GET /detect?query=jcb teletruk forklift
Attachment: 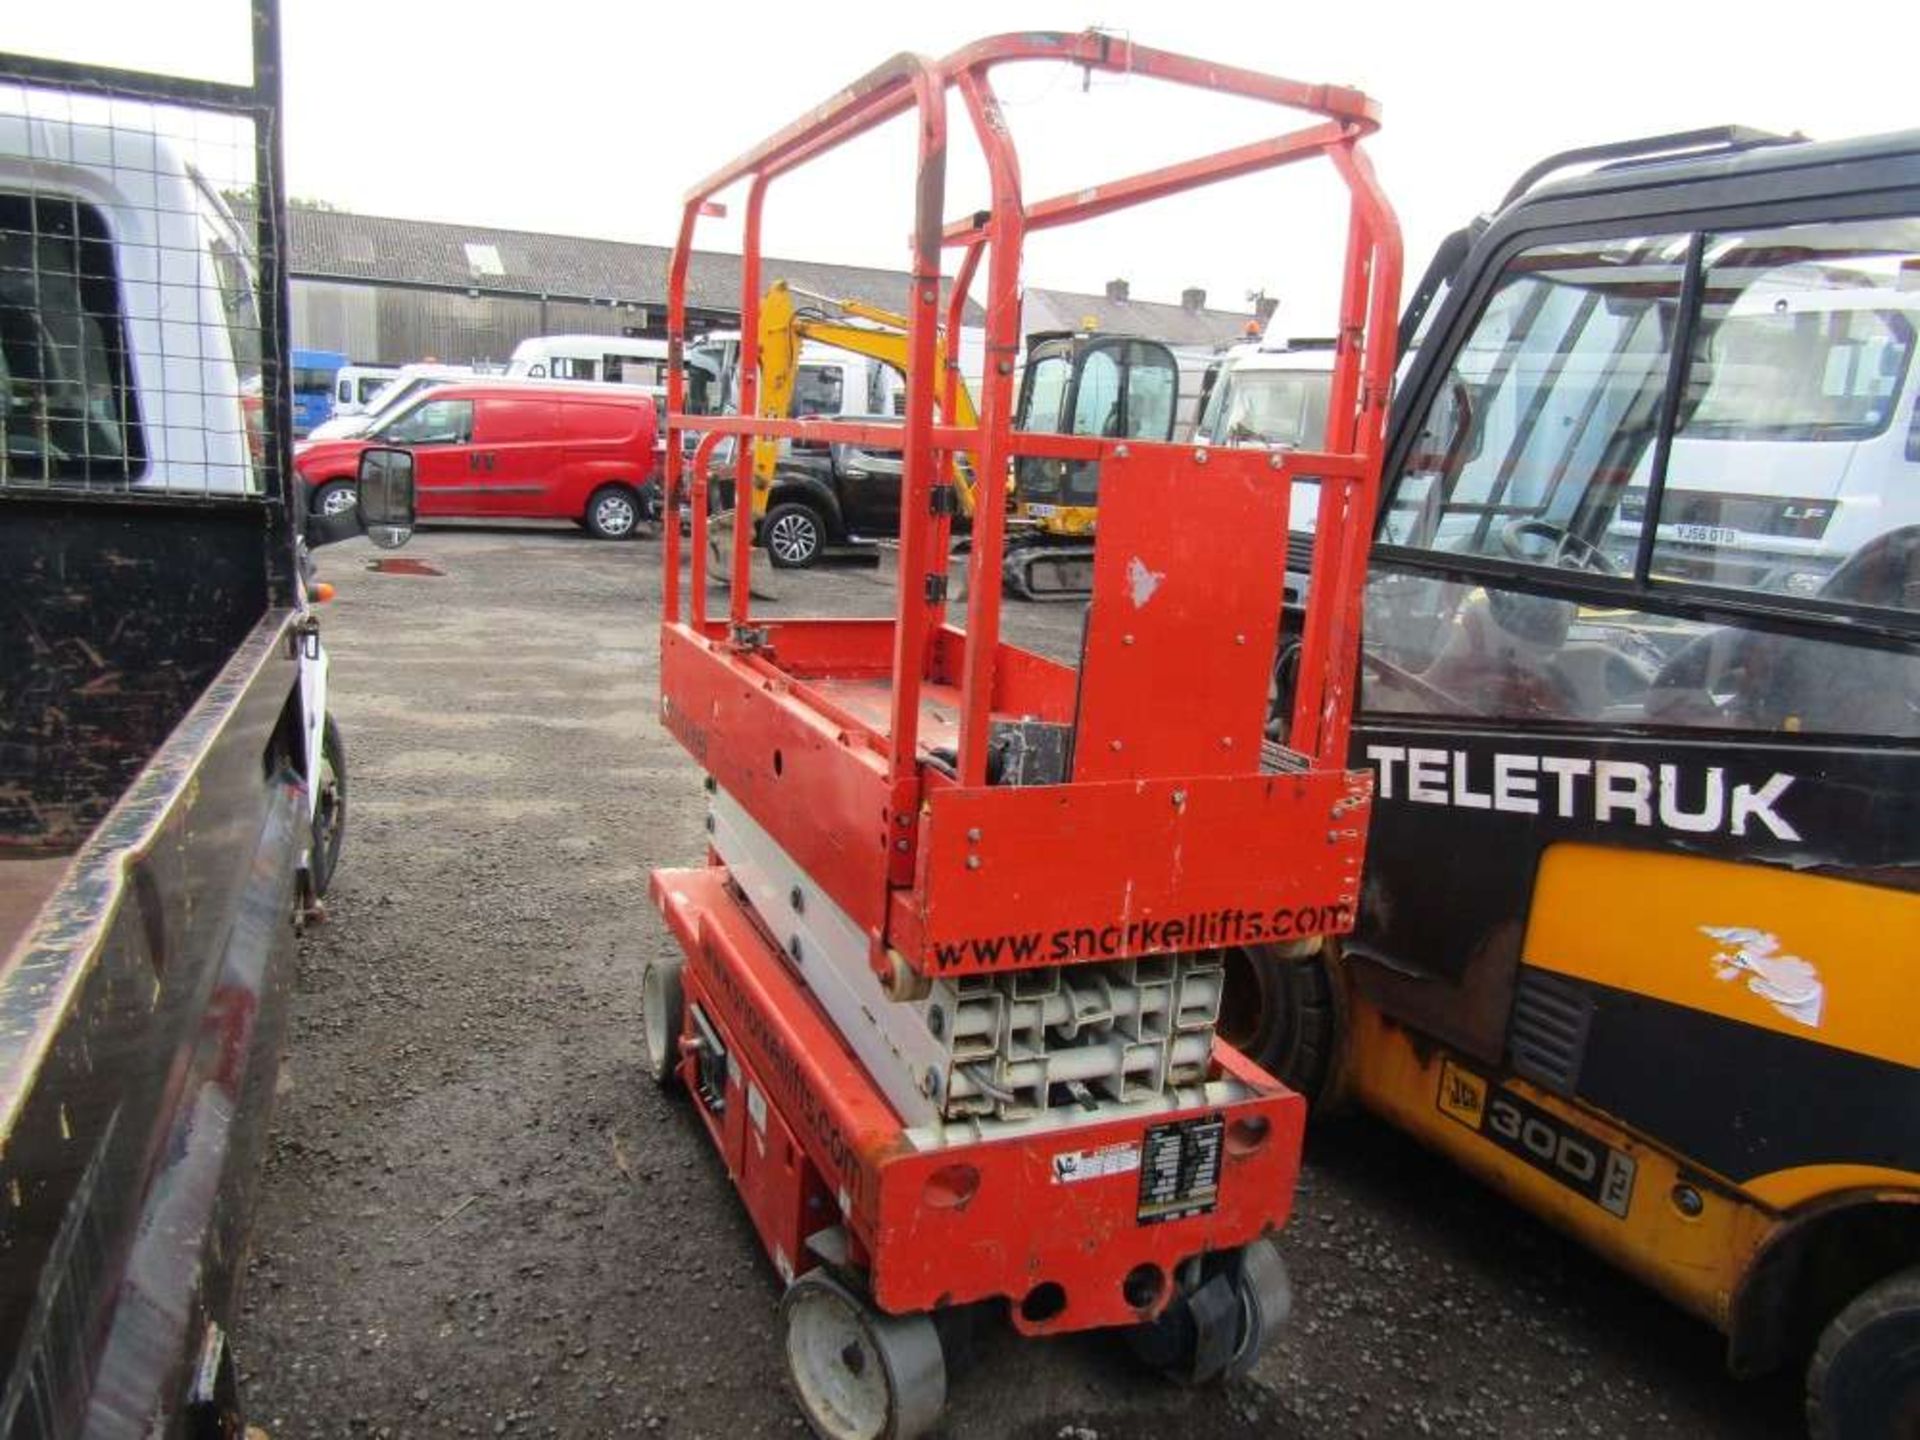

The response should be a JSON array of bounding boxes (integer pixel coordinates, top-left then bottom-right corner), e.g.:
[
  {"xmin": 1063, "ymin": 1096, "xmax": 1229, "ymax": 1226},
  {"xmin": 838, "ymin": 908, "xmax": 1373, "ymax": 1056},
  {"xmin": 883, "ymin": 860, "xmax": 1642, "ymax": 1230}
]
[
  {"xmin": 643, "ymin": 31, "xmax": 1399, "ymax": 1438},
  {"xmin": 1234, "ymin": 128, "xmax": 1920, "ymax": 1436}
]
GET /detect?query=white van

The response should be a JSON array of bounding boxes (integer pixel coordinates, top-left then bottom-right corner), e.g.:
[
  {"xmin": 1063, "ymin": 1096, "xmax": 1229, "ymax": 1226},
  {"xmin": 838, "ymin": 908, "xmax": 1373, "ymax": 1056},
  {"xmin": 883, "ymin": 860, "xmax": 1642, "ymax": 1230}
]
[
  {"xmin": 1621, "ymin": 285, "xmax": 1920, "ymax": 595},
  {"xmin": 1195, "ymin": 339, "xmax": 1336, "ymax": 535},
  {"xmin": 303, "ymin": 362, "xmax": 475, "ymax": 441},
  {"xmin": 507, "ymin": 334, "xmax": 671, "ymax": 387},
  {"xmin": 330, "ymin": 363, "xmax": 399, "ymax": 420}
]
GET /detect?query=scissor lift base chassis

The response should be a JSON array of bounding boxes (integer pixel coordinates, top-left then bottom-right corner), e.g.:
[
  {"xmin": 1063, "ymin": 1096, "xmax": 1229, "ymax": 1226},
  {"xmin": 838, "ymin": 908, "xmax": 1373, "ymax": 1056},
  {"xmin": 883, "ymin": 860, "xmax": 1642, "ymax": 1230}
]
[{"xmin": 651, "ymin": 864, "xmax": 1305, "ymax": 1333}]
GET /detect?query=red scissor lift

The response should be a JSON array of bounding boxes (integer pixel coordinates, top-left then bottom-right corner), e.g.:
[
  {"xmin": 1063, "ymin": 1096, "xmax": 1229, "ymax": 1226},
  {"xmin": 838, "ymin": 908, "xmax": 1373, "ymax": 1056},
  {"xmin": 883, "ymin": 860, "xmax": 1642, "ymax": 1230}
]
[{"xmin": 646, "ymin": 32, "xmax": 1399, "ymax": 1437}]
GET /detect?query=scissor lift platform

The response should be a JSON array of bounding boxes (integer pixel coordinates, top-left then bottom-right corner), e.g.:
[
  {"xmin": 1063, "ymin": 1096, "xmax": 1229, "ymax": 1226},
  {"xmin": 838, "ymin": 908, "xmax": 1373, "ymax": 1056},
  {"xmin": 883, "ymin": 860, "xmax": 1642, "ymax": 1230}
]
[{"xmin": 643, "ymin": 29, "xmax": 1400, "ymax": 1438}]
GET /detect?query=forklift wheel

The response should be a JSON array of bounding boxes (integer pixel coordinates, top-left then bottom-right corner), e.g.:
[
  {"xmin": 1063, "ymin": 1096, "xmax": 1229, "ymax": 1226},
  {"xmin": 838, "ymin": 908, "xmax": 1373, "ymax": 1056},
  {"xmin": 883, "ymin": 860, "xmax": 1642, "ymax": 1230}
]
[
  {"xmin": 1807, "ymin": 1264, "xmax": 1920, "ymax": 1440},
  {"xmin": 781, "ymin": 1270, "xmax": 946, "ymax": 1440},
  {"xmin": 1217, "ymin": 947, "xmax": 1336, "ymax": 1104},
  {"xmin": 641, "ymin": 956, "xmax": 685, "ymax": 1091},
  {"xmin": 1126, "ymin": 1237, "xmax": 1292, "ymax": 1386}
]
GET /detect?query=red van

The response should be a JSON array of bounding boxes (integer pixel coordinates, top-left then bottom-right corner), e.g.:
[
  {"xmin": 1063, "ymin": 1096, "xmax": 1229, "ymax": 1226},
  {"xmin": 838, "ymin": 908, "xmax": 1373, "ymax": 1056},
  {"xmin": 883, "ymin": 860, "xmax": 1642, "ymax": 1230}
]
[{"xmin": 294, "ymin": 381, "xmax": 659, "ymax": 539}]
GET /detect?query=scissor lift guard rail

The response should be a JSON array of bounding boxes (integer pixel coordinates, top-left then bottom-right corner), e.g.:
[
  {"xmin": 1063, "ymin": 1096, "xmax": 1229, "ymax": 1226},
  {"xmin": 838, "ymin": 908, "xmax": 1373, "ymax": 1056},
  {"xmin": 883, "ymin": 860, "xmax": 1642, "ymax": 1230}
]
[{"xmin": 643, "ymin": 30, "xmax": 1400, "ymax": 1437}]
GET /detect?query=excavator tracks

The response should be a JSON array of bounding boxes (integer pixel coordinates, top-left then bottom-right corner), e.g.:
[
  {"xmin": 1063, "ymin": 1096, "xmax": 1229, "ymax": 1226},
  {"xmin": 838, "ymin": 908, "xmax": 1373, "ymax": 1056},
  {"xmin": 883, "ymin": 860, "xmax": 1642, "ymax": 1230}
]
[{"xmin": 1002, "ymin": 536, "xmax": 1096, "ymax": 601}]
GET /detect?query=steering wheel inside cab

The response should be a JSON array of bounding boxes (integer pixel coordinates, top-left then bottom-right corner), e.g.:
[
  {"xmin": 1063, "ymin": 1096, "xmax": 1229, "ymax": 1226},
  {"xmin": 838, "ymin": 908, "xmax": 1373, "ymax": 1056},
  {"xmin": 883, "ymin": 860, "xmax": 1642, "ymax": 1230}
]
[{"xmin": 1498, "ymin": 517, "xmax": 1620, "ymax": 575}]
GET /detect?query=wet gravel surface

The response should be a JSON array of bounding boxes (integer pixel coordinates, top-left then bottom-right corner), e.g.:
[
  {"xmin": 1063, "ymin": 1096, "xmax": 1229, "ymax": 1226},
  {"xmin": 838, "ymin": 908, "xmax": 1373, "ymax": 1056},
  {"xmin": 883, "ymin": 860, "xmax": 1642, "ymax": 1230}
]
[{"xmin": 240, "ymin": 526, "xmax": 1803, "ymax": 1438}]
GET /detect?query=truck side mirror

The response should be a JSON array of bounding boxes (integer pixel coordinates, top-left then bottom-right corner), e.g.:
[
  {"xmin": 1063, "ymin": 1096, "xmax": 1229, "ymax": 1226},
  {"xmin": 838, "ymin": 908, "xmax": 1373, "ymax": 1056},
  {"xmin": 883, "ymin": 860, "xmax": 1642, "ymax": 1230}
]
[{"xmin": 356, "ymin": 446, "xmax": 416, "ymax": 549}]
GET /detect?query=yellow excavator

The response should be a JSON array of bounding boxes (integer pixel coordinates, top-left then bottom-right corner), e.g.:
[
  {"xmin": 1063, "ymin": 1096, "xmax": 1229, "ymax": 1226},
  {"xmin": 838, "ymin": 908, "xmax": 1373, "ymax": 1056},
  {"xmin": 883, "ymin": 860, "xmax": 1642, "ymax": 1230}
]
[
  {"xmin": 702, "ymin": 281, "xmax": 984, "ymax": 592},
  {"xmin": 1000, "ymin": 328, "xmax": 1189, "ymax": 597},
  {"xmin": 704, "ymin": 280, "xmax": 1189, "ymax": 599}
]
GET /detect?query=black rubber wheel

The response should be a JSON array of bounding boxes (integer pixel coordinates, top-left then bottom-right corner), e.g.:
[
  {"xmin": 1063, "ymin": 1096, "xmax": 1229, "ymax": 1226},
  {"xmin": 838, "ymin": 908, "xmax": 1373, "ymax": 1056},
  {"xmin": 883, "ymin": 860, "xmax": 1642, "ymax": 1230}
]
[
  {"xmin": 1125, "ymin": 1239, "xmax": 1292, "ymax": 1386},
  {"xmin": 1216, "ymin": 946, "xmax": 1336, "ymax": 1103},
  {"xmin": 764, "ymin": 503, "xmax": 825, "ymax": 569},
  {"xmin": 311, "ymin": 479, "xmax": 357, "ymax": 518},
  {"xmin": 641, "ymin": 956, "xmax": 685, "ymax": 1091},
  {"xmin": 1808, "ymin": 1266, "xmax": 1920, "ymax": 1440},
  {"xmin": 308, "ymin": 716, "xmax": 346, "ymax": 899},
  {"xmin": 585, "ymin": 484, "xmax": 642, "ymax": 540}
]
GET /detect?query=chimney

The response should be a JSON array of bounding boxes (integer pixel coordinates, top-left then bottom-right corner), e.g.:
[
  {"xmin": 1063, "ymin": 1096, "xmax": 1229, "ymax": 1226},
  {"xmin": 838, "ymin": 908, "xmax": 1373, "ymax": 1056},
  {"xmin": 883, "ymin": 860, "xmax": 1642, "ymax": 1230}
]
[
  {"xmin": 1105, "ymin": 278, "xmax": 1130, "ymax": 302},
  {"xmin": 1181, "ymin": 286, "xmax": 1206, "ymax": 313}
]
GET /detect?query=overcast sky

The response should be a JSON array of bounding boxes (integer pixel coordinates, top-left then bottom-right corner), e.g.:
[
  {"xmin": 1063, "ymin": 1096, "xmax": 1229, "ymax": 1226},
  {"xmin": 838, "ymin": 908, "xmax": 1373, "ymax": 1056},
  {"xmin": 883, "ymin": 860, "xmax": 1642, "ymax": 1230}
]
[{"xmin": 11, "ymin": 0, "xmax": 1918, "ymax": 329}]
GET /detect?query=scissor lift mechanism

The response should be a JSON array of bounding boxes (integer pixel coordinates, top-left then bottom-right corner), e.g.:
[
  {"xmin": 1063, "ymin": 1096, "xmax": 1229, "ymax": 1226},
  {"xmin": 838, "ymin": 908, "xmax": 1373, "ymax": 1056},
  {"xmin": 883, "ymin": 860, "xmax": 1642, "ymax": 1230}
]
[{"xmin": 645, "ymin": 31, "xmax": 1399, "ymax": 1437}]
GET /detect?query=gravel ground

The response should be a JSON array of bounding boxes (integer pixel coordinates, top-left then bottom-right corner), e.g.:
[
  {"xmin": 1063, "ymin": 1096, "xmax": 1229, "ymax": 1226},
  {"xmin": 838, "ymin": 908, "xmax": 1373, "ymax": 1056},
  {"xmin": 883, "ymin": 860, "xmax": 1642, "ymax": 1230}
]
[{"xmin": 239, "ymin": 524, "xmax": 1803, "ymax": 1438}]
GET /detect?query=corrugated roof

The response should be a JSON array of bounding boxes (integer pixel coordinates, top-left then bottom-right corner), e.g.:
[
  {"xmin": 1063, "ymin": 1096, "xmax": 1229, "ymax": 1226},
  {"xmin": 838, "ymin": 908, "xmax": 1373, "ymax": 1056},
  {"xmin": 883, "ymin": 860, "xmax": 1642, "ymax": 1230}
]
[
  {"xmin": 1020, "ymin": 287, "xmax": 1261, "ymax": 349},
  {"xmin": 278, "ymin": 208, "xmax": 1266, "ymax": 345},
  {"xmin": 281, "ymin": 206, "xmax": 985, "ymax": 321}
]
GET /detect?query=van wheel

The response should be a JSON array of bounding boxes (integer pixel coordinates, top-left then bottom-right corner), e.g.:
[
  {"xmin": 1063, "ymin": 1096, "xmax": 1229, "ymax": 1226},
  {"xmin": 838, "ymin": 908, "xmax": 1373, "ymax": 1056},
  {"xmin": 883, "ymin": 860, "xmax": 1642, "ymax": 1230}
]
[
  {"xmin": 1808, "ymin": 1266, "xmax": 1920, "ymax": 1440},
  {"xmin": 1217, "ymin": 945, "xmax": 1336, "ymax": 1103},
  {"xmin": 312, "ymin": 480, "xmax": 357, "ymax": 517},
  {"xmin": 764, "ymin": 503, "xmax": 824, "ymax": 569},
  {"xmin": 585, "ymin": 485, "xmax": 641, "ymax": 540}
]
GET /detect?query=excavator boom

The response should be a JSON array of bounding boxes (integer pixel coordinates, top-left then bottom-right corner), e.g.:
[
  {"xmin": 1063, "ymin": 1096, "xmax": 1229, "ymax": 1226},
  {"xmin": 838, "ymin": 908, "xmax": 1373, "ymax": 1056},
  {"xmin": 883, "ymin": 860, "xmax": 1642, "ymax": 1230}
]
[{"xmin": 753, "ymin": 280, "xmax": 980, "ymax": 513}]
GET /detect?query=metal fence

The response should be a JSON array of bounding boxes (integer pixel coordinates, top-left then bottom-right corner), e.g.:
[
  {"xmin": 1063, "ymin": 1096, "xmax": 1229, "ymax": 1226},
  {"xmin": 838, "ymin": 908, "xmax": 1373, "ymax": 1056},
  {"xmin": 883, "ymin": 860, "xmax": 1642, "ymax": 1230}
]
[{"xmin": 0, "ymin": 16, "xmax": 292, "ymax": 514}]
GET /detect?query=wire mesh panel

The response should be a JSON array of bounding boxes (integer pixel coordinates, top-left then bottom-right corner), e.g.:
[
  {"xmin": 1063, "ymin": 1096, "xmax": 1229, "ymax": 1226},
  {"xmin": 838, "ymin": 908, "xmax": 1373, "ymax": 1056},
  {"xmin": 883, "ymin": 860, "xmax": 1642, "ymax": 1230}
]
[{"xmin": 0, "ymin": 84, "xmax": 269, "ymax": 497}]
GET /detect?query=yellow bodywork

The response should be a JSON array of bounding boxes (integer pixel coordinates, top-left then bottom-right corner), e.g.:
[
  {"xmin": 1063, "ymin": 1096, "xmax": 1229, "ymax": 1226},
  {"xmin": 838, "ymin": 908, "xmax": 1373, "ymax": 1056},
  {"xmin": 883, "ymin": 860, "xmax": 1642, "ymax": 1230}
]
[
  {"xmin": 1010, "ymin": 497, "xmax": 1099, "ymax": 538},
  {"xmin": 1348, "ymin": 998, "xmax": 1778, "ymax": 1333},
  {"xmin": 1344, "ymin": 842, "xmax": 1920, "ymax": 1337}
]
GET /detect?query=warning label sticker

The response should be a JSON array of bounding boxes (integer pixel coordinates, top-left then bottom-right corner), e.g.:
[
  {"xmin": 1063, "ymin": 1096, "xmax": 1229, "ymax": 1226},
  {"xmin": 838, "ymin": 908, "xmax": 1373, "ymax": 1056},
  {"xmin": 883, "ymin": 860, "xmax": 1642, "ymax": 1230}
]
[
  {"xmin": 1051, "ymin": 1141, "xmax": 1142, "ymax": 1185},
  {"xmin": 1137, "ymin": 1115, "xmax": 1225, "ymax": 1224}
]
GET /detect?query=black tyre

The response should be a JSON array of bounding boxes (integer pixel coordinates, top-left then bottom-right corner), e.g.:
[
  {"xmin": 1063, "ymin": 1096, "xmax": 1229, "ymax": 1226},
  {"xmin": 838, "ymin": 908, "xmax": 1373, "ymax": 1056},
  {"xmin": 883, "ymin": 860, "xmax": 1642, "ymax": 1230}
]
[
  {"xmin": 308, "ymin": 716, "xmax": 346, "ymax": 899},
  {"xmin": 311, "ymin": 480, "xmax": 356, "ymax": 518},
  {"xmin": 1217, "ymin": 946, "xmax": 1337, "ymax": 1102},
  {"xmin": 641, "ymin": 956, "xmax": 685, "ymax": 1091},
  {"xmin": 1808, "ymin": 1266, "xmax": 1920, "ymax": 1440},
  {"xmin": 1125, "ymin": 1238, "xmax": 1292, "ymax": 1386},
  {"xmin": 764, "ymin": 503, "xmax": 825, "ymax": 569},
  {"xmin": 585, "ymin": 484, "xmax": 642, "ymax": 540}
]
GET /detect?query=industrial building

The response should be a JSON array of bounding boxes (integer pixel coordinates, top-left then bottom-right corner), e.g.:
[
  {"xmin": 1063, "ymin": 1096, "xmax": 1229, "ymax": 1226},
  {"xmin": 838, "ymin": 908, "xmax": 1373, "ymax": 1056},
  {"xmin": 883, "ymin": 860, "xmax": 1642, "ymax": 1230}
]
[{"xmin": 281, "ymin": 206, "xmax": 1266, "ymax": 366}]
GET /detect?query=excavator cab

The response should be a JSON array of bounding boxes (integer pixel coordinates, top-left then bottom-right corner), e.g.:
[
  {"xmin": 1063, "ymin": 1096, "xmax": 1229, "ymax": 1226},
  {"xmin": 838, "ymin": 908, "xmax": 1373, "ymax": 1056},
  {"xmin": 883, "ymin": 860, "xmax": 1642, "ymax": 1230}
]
[{"xmin": 1005, "ymin": 331, "xmax": 1180, "ymax": 597}]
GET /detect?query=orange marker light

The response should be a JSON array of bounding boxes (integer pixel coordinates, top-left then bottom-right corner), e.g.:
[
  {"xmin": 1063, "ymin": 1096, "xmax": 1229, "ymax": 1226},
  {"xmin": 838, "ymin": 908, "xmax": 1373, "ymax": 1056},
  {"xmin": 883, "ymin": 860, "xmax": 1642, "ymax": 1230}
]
[{"xmin": 312, "ymin": 582, "xmax": 336, "ymax": 603}]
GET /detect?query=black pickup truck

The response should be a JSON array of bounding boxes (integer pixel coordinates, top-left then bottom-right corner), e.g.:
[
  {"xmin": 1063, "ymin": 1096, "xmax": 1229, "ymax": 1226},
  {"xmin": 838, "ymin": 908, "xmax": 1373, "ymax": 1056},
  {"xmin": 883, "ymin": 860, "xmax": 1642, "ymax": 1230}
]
[
  {"xmin": 709, "ymin": 418, "xmax": 911, "ymax": 569},
  {"xmin": 0, "ymin": 19, "xmax": 414, "ymax": 1437}
]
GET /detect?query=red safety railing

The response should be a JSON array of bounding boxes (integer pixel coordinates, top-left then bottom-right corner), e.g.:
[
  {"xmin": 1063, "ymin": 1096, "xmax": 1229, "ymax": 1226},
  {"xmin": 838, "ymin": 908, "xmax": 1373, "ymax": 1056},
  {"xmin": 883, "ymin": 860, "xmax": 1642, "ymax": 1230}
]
[{"xmin": 663, "ymin": 29, "xmax": 1401, "ymax": 790}]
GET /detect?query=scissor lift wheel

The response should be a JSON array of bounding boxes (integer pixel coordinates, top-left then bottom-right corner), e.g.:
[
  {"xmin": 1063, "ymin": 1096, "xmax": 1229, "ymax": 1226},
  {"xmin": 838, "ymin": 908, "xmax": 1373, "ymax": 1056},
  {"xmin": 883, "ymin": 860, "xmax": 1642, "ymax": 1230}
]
[
  {"xmin": 1127, "ymin": 1236, "xmax": 1293, "ymax": 1385},
  {"xmin": 641, "ymin": 956, "xmax": 684, "ymax": 1090},
  {"xmin": 781, "ymin": 1271, "xmax": 947, "ymax": 1440}
]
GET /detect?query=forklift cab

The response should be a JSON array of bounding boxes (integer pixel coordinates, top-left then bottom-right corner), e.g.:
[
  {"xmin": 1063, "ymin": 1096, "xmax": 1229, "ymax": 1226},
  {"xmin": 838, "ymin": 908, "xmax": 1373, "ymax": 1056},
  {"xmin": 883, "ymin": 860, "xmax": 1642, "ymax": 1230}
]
[
  {"xmin": 1012, "ymin": 332, "xmax": 1179, "ymax": 524},
  {"xmin": 1306, "ymin": 136, "xmax": 1920, "ymax": 1417},
  {"xmin": 1355, "ymin": 214, "xmax": 1920, "ymax": 1040}
]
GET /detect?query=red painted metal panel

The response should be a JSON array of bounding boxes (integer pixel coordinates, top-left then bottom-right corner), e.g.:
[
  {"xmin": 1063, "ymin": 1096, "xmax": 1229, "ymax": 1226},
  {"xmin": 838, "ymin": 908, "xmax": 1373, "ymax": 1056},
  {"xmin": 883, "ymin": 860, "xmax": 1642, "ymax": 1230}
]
[
  {"xmin": 733, "ymin": 1053, "xmax": 830, "ymax": 1281},
  {"xmin": 659, "ymin": 626, "xmax": 895, "ymax": 935},
  {"xmin": 1071, "ymin": 445, "xmax": 1292, "ymax": 783},
  {"xmin": 900, "ymin": 770, "xmax": 1372, "ymax": 976},
  {"xmin": 871, "ymin": 1078, "xmax": 1301, "ymax": 1331},
  {"xmin": 653, "ymin": 866, "xmax": 903, "ymax": 1235}
]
